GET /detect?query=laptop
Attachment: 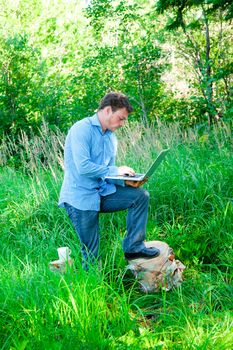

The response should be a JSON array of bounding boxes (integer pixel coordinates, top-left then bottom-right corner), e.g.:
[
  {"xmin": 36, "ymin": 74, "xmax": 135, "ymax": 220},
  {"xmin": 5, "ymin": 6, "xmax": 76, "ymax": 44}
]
[{"xmin": 105, "ymin": 148, "xmax": 170, "ymax": 181}]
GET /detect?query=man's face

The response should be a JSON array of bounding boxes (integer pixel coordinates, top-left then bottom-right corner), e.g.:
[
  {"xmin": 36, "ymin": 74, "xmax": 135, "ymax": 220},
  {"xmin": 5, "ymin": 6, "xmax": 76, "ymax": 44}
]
[{"xmin": 106, "ymin": 107, "xmax": 128, "ymax": 131}]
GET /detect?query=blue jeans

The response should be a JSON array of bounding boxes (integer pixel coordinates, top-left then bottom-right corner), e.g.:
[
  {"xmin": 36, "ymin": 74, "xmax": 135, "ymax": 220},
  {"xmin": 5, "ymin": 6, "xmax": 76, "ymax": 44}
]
[{"xmin": 64, "ymin": 185, "xmax": 149, "ymax": 268}]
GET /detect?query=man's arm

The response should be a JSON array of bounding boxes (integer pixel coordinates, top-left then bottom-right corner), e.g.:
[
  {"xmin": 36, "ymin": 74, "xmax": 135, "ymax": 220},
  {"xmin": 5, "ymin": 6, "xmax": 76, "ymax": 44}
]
[
  {"xmin": 70, "ymin": 123, "xmax": 118, "ymax": 178},
  {"xmin": 70, "ymin": 121, "xmax": 140, "ymax": 181}
]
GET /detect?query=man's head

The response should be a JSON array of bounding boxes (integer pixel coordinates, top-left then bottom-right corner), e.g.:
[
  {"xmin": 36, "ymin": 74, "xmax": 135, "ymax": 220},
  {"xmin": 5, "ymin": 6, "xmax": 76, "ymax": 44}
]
[
  {"xmin": 98, "ymin": 92, "xmax": 133, "ymax": 114},
  {"xmin": 97, "ymin": 92, "xmax": 133, "ymax": 132}
]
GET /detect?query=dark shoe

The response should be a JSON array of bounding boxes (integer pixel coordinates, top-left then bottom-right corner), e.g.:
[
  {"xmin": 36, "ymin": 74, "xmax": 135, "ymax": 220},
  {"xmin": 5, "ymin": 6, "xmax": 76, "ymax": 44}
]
[{"xmin": 124, "ymin": 247, "xmax": 160, "ymax": 260}]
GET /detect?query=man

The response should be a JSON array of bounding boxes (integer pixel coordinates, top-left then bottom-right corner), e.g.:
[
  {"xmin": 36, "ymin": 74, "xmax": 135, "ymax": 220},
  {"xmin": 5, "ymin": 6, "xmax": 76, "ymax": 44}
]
[{"xmin": 59, "ymin": 92, "xmax": 160, "ymax": 269}]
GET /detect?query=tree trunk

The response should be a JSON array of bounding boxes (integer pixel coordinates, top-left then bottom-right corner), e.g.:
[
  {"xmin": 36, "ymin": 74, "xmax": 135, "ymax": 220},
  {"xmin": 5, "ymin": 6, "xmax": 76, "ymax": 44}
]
[
  {"xmin": 136, "ymin": 65, "xmax": 148, "ymax": 126},
  {"xmin": 202, "ymin": 5, "xmax": 215, "ymax": 126}
]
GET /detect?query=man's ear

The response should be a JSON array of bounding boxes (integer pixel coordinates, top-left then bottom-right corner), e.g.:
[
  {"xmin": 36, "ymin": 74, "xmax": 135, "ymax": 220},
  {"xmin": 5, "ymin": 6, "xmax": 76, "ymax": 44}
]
[{"xmin": 105, "ymin": 106, "xmax": 112, "ymax": 116}]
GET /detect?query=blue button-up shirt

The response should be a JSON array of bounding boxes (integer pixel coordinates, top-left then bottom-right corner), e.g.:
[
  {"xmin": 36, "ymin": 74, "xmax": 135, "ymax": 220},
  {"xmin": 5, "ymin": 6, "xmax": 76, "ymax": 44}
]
[{"xmin": 58, "ymin": 114, "xmax": 123, "ymax": 211}]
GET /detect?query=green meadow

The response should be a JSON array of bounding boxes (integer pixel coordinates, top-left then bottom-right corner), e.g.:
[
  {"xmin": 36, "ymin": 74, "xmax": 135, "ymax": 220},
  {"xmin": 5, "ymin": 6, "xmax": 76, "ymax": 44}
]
[{"xmin": 0, "ymin": 123, "xmax": 233, "ymax": 349}]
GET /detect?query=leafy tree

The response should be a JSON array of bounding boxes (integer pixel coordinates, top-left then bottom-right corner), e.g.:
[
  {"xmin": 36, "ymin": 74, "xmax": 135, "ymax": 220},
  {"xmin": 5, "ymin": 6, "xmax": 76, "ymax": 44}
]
[
  {"xmin": 0, "ymin": 0, "xmax": 91, "ymax": 135},
  {"xmin": 84, "ymin": 0, "xmax": 168, "ymax": 125},
  {"xmin": 0, "ymin": 0, "xmax": 232, "ymax": 136},
  {"xmin": 0, "ymin": 34, "xmax": 45, "ymax": 135},
  {"xmin": 156, "ymin": 0, "xmax": 233, "ymax": 125}
]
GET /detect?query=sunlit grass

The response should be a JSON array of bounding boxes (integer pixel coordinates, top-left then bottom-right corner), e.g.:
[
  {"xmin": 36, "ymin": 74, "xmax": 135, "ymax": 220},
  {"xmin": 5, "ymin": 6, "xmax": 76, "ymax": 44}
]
[{"xmin": 0, "ymin": 122, "xmax": 232, "ymax": 349}]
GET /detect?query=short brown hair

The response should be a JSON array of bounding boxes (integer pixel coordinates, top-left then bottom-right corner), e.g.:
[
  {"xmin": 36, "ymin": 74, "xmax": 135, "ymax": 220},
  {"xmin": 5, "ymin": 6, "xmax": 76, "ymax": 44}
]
[{"xmin": 98, "ymin": 92, "xmax": 133, "ymax": 113}]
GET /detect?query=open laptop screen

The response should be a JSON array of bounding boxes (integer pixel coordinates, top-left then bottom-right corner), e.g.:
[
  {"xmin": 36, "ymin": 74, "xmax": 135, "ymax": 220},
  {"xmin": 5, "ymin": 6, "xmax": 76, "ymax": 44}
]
[{"xmin": 105, "ymin": 148, "xmax": 170, "ymax": 181}]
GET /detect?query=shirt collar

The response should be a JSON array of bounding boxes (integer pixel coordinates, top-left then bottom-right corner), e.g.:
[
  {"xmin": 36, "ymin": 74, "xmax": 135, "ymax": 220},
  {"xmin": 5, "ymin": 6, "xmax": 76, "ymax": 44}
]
[
  {"xmin": 90, "ymin": 113, "xmax": 101, "ymax": 127},
  {"xmin": 90, "ymin": 113, "xmax": 111, "ymax": 135}
]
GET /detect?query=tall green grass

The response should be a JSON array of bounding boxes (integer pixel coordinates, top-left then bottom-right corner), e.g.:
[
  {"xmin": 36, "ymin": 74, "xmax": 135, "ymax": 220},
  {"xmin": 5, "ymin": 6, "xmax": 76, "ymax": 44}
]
[{"xmin": 0, "ymin": 122, "xmax": 232, "ymax": 349}]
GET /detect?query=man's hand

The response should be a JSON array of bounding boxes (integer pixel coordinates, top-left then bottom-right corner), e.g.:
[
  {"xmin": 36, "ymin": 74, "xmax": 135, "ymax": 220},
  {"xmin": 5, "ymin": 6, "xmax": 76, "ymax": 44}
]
[
  {"xmin": 125, "ymin": 178, "xmax": 148, "ymax": 188},
  {"xmin": 118, "ymin": 166, "xmax": 135, "ymax": 176}
]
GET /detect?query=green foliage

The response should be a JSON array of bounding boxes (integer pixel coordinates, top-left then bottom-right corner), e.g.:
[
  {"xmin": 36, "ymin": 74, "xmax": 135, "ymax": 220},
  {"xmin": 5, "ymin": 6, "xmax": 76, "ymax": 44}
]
[
  {"xmin": 156, "ymin": 0, "xmax": 233, "ymax": 125},
  {"xmin": 156, "ymin": 0, "xmax": 233, "ymax": 20},
  {"xmin": 0, "ymin": 33, "xmax": 75, "ymax": 136},
  {"xmin": 0, "ymin": 34, "xmax": 44, "ymax": 135},
  {"xmin": 155, "ymin": 94, "xmax": 210, "ymax": 126},
  {"xmin": 83, "ymin": 0, "xmax": 168, "ymax": 124},
  {"xmin": 0, "ymin": 0, "xmax": 232, "ymax": 136}
]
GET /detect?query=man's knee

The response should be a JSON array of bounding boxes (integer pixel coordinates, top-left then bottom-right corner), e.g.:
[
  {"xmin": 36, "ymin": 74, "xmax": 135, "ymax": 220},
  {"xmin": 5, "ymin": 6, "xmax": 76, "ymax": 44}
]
[{"xmin": 135, "ymin": 188, "xmax": 150, "ymax": 205}]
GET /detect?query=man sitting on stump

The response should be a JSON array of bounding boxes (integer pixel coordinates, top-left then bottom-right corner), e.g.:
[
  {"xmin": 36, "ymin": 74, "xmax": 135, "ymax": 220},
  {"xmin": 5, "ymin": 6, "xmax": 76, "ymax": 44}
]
[{"xmin": 58, "ymin": 92, "xmax": 160, "ymax": 269}]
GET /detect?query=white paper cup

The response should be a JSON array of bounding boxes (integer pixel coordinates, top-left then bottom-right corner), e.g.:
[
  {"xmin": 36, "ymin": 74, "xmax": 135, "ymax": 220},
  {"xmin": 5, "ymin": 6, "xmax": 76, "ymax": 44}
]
[{"xmin": 57, "ymin": 247, "xmax": 71, "ymax": 262}]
